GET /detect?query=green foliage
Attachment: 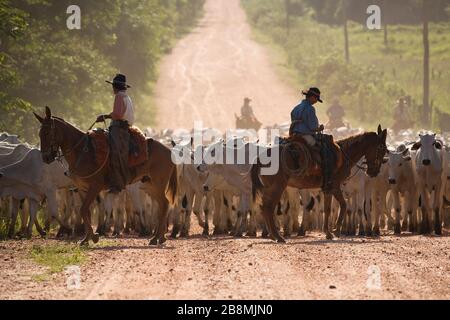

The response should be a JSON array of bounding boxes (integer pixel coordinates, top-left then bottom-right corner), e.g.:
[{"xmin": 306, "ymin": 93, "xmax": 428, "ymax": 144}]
[
  {"xmin": 1, "ymin": 0, "xmax": 205, "ymax": 142},
  {"xmin": 242, "ymin": 0, "xmax": 450, "ymax": 129}
]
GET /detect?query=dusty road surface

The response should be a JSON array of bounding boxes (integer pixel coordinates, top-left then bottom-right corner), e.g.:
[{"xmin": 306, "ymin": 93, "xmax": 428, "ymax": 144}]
[
  {"xmin": 1, "ymin": 0, "xmax": 449, "ymax": 301},
  {"xmin": 1, "ymin": 230, "xmax": 449, "ymax": 300},
  {"xmin": 155, "ymin": 0, "xmax": 298, "ymax": 131}
]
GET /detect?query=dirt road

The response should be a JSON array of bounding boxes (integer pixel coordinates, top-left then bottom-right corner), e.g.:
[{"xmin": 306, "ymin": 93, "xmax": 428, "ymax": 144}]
[
  {"xmin": 1, "ymin": 0, "xmax": 449, "ymax": 300},
  {"xmin": 1, "ymin": 231, "xmax": 449, "ymax": 300},
  {"xmin": 155, "ymin": 0, "xmax": 298, "ymax": 131}
]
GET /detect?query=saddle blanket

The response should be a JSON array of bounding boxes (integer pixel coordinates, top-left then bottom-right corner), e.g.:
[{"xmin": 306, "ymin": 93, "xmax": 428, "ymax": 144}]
[{"xmin": 88, "ymin": 126, "xmax": 148, "ymax": 168}]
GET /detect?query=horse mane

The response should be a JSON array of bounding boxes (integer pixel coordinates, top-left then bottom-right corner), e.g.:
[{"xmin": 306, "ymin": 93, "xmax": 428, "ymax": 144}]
[
  {"xmin": 336, "ymin": 132, "xmax": 376, "ymax": 149},
  {"xmin": 51, "ymin": 116, "xmax": 84, "ymax": 133}
]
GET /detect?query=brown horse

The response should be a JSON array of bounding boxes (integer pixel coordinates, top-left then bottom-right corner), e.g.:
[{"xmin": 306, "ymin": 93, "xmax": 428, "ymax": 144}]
[
  {"xmin": 250, "ymin": 125, "xmax": 388, "ymax": 242},
  {"xmin": 33, "ymin": 107, "xmax": 177, "ymax": 246}
]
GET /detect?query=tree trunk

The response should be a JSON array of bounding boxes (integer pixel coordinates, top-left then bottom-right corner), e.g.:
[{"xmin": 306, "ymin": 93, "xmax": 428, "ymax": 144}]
[
  {"xmin": 384, "ymin": 23, "xmax": 388, "ymax": 47},
  {"xmin": 344, "ymin": 19, "xmax": 349, "ymax": 63},
  {"xmin": 423, "ymin": 0, "xmax": 430, "ymax": 126},
  {"xmin": 285, "ymin": 0, "xmax": 291, "ymax": 35},
  {"xmin": 343, "ymin": 1, "xmax": 349, "ymax": 63}
]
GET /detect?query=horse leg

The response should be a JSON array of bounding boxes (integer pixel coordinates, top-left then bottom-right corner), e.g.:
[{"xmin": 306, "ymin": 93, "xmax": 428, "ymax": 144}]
[
  {"xmin": 79, "ymin": 186, "xmax": 101, "ymax": 246},
  {"xmin": 323, "ymin": 193, "xmax": 334, "ymax": 240},
  {"xmin": 150, "ymin": 193, "xmax": 169, "ymax": 246},
  {"xmin": 332, "ymin": 189, "xmax": 347, "ymax": 238},
  {"xmin": 261, "ymin": 187, "xmax": 286, "ymax": 243}
]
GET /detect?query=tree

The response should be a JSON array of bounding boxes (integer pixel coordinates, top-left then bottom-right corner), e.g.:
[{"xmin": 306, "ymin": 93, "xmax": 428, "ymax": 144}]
[{"xmin": 422, "ymin": 0, "xmax": 431, "ymax": 126}]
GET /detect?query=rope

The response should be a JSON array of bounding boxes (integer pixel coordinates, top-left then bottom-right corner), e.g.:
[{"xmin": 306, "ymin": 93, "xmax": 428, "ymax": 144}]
[
  {"xmin": 68, "ymin": 148, "xmax": 110, "ymax": 179},
  {"xmin": 55, "ymin": 118, "xmax": 109, "ymax": 180},
  {"xmin": 280, "ymin": 141, "xmax": 312, "ymax": 177}
]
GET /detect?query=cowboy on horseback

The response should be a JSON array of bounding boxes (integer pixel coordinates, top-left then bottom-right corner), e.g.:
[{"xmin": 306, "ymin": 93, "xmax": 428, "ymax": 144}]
[
  {"xmin": 96, "ymin": 74, "xmax": 135, "ymax": 194},
  {"xmin": 289, "ymin": 87, "xmax": 334, "ymax": 191},
  {"xmin": 235, "ymin": 97, "xmax": 262, "ymax": 131},
  {"xmin": 326, "ymin": 98, "xmax": 346, "ymax": 130}
]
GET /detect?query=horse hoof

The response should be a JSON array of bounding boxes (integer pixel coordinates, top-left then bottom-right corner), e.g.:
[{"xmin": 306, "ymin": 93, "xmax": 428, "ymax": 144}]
[
  {"xmin": 80, "ymin": 239, "xmax": 89, "ymax": 247},
  {"xmin": 326, "ymin": 232, "xmax": 334, "ymax": 240},
  {"xmin": 202, "ymin": 231, "xmax": 209, "ymax": 237},
  {"xmin": 333, "ymin": 229, "xmax": 341, "ymax": 238},
  {"xmin": 297, "ymin": 229, "xmax": 306, "ymax": 237},
  {"xmin": 394, "ymin": 223, "xmax": 401, "ymax": 235},
  {"xmin": 435, "ymin": 225, "xmax": 442, "ymax": 236},
  {"xmin": 373, "ymin": 227, "xmax": 380, "ymax": 237},
  {"xmin": 159, "ymin": 237, "xmax": 167, "ymax": 245},
  {"xmin": 245, "ymin": 232, "xmax": 257, "ymax": 238},
  {"xmin": 149, "ymin": 238, "xmax": 158, "ymax": 246},
  {"xmin": 92, "ymin": 233, "xmax": 100, "ymax": 244}
]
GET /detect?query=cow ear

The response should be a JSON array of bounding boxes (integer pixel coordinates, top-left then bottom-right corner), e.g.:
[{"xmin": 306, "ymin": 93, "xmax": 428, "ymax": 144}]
[
  {"xmin": 377, "ymin": 125, "xmax": 382, "ymax": 135},
  {"xmin": 33, "ymin": 112, "xmax": 44, "ymax": 124},
  {"xmin": 382, "ymin": 157, "xmax": 389, "ymax": 164},
  {"xmin": 403, "ymin": 155, "xmax": 412, "ymax": 161},
  {"xmin": 45, "ymin": 106, "xmax": 52, "ymax": 119},
  {"xmin": 434, "ymin": 141, "xmax": 442, "ymax": 150},
  {"xmin": 411, "ymin": 142, "xmax": 421, "ymax": 151}
]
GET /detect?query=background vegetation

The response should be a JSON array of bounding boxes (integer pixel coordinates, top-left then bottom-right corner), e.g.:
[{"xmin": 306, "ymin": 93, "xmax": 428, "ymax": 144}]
[
  {"xmin": 241, "ymin": 0, "xmax": 450, "ymax": 130},
  {"xmin": 0, "ymin": 0, "xmax": 205, "ymax": 142}
]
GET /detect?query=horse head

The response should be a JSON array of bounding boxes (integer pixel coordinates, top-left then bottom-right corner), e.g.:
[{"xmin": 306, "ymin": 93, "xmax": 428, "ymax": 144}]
[
  {"xmin": 365, "ymin": 125, "xmax": 388, "ymax": 178},
  {"xmin": 33, "ymin": 106, "xmax": 59, "ymax": 164}
]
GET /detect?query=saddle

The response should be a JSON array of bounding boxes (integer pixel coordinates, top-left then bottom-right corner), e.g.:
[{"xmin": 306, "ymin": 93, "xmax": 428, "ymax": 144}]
[
  {"xmin": 87, "ymin": 126, "xmax": 149, "ymax": 168},
  {"xmin": 282, "ymin": 134, "xmax": 344, "ymax": 176}
]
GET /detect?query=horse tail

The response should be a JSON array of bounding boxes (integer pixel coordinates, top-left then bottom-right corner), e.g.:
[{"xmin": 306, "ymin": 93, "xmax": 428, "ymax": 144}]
[
  {"xmin": 166, "ymin": 165, "xmax": 178, "ymax": 206},
  {"xmin": 251, "ymin": 163, "xmax": 264, "ymax": 202}
]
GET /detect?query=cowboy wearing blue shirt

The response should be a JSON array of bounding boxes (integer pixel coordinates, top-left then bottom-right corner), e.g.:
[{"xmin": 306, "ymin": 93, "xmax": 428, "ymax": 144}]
[
  {"xmin": 289, "ymin": 87, "xmax": 334, "ymax": 192},
  {"xmin": 289, "ymin": 88, "xmax": 324, "ymax": 145}
]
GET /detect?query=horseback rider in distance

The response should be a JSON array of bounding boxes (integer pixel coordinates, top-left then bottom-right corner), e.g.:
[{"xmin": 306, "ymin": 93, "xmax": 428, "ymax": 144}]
[
  {"xmin": 289, "ymin": 87, "xmax": 334, "ymax": 192},
  {"xmin": 96, "ymin": 74, "xmax": 135, "ymax": 194}
]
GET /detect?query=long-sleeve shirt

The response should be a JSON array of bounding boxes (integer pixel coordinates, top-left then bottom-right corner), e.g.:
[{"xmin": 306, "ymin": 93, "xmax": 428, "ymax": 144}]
[
  {"xmin": 290, "ymin": 99, "xmax": 319, "ymax": 135},
  {"xmin": 111, "ymin": 91, "xmax": 135, "ymax": 125}
]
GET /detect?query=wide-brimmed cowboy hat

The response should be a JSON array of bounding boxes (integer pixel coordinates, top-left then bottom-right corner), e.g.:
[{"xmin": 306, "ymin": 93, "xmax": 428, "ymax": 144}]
[
  {"xmin": 106, "ymin": 74, "xmax": 131, "ymax": 89},
  {"xmin": 302, "ymin": 87, "xmax": 323, "ymax": 103}
]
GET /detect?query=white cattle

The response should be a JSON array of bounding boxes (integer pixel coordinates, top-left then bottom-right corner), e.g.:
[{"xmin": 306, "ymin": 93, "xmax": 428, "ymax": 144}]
[
  {"xmin": 412, "ymin": 133, "xmax": 447, "ymax": 234},
  {"xmin": 387, "ymin": 145, "xmax": 419, "ymax": 233},
  {"xmin": 0, "ymin": 149, "xmax": 73, "ymax": 237},
  {"xmin": 198, "ymin": 139, "xmax": 266, "ymax": 237}
]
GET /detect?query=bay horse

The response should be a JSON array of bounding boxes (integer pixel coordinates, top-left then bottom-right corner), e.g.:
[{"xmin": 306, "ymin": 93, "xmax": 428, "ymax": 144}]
[
  {"xmin": 33, "ymin": 107, "xmax": 177, "ymax": 246},
  {"xmin": 250, "ymin": 125, "xmax": 388, "ymax": 242}
]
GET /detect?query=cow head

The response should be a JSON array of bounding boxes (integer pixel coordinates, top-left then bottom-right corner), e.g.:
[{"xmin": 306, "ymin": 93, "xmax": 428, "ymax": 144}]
[
  {"xmin": 387, "ymin": 145, "xmax": 411, "ymax": 185},
  {"xmin": 33, "ymin": 106, "xmax": 59, "ymax": 164},
  {"xmin": 412, "ymin": 133, "xmax": 443, "ymax": 167}
]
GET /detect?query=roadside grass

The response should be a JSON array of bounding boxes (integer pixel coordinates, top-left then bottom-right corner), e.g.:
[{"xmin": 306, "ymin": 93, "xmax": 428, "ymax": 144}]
[{"xmin": 29, "ymin": 244, "xmax": 87, "ymax": 274}]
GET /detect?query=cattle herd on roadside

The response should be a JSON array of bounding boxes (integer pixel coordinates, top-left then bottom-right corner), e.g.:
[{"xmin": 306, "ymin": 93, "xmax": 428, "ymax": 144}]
[{"xmin": 0, "ymin": 123, "xmax": 449, "ymax": 242}]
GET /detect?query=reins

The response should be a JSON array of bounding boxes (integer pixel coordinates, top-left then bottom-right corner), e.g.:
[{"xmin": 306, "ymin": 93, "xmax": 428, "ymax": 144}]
[{"xmin": 50, "ymin": 117, "xmax": 109, "ymax": 179}]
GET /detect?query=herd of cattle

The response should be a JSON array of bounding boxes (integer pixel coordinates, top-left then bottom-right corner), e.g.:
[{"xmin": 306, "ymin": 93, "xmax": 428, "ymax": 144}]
[{"xmin": 0, "ymin": 124, "xmax": 449, "ymax": 242}]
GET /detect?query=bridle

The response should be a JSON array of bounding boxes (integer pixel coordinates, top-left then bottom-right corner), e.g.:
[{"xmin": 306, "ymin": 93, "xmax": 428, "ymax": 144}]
[
  {"xmin": 341, "ymin": 137, "xmax": 387, "ymax": 180},
  {"xmin": 40, "ymin": 117, "xmax": 108, "ymax": 179},
  {"xmin": 40, "ymin": 118, "xmax": 60, "ymax": 161}
]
